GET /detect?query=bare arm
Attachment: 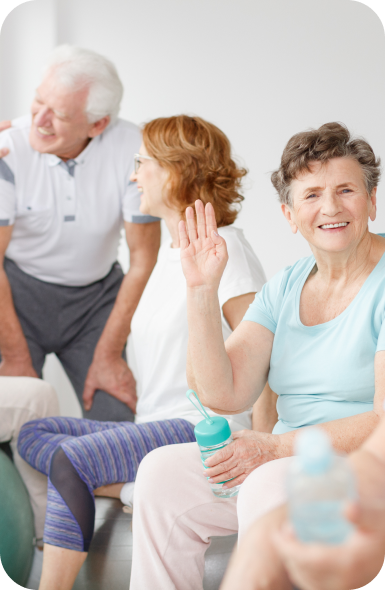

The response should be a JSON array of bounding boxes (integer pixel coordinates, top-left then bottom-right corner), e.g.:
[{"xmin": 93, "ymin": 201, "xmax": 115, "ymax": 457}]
[
  {"xmin": 181, "ymin": 201, "xmax": 273, "ymax": 414},
  {"xmin": 205, "ymin": 350, "xmax": 385, "ymax": 489},
  {"xmin": 252, "ymin": 382, "xmax": 279, "ymax": 433},
  {"xmin": 0, "ymin": 226, "xmax": 37, "ymax": 377},
  {"xmin": 83, "ymin": 221, "xmax": 160, "ymax": 411}
]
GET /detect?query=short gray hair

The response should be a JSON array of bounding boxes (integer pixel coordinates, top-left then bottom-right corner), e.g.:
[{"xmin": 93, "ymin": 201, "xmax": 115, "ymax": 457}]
[
  {"xmin": 44, "ymin": 45, "xmax": 124, "ymax": 124},
  {"xmin": 271, "ymin": 122, "xmax": 381, "ymax": 207}
]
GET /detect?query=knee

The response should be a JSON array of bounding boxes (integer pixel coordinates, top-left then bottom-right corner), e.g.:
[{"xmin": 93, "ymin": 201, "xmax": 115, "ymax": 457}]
[
  {"xmin": 134, "ymin": 443, "xmax": 197, "ymax": 507},
  {"xmin": 17, "ymin": 419, "xmax": 39, "ymax": 460},
  {"xmin": 135, "ymin": 446, "xmax": 173, "ymax": 502},
  {"xmin": 49, "ymin": 446, "xmax": 83, "ymax": 492},
  {"xmin": 33, "ymin": 380, "xmax": 60, "ymax": 417},
  {"xmin": 12, "ymin": 378, "xmax": 59, "ymax": 418}
]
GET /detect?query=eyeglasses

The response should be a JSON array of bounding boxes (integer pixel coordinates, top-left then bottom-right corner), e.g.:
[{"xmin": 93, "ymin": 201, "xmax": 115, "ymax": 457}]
[{"xmin": 133, "ymin": 153, "xmax": 155, "ymax": 174}]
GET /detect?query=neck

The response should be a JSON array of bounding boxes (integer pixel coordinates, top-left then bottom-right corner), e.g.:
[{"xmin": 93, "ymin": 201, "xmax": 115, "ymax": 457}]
[
  {"xmin": 310, "ymin": 230, "xmax": 376, "ymax": 283},
  {"xmin": 57, "ymin": 138, "xmax": 91, "ymax": 162}
]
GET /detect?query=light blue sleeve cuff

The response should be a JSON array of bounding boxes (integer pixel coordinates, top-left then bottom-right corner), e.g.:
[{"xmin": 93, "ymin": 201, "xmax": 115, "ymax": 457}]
[{"xmin": 242, "ymin": 308, "xmax": 276, "ymax": 334}]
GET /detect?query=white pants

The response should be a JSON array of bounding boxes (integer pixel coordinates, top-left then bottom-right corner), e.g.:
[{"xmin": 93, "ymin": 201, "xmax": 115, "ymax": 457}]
[
  {"xmin": 130, "ymin": 442, "xmax": 293, "ymax": 590},
  {"xmin": 0, "ymin": 377, "xmax": 59, "ymax": 539}
]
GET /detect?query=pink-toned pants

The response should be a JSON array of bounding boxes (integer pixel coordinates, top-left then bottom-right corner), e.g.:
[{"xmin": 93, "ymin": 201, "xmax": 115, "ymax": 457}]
[{"xmin": 130, "ymin": 442, "xmax": 292, "ymax": 590}]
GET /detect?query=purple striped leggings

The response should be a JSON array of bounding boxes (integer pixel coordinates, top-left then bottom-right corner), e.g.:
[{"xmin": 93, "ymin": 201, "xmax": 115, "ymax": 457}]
[{"xmin": 18, "ymin": 417, "xmax": 195, "ymax": 551}]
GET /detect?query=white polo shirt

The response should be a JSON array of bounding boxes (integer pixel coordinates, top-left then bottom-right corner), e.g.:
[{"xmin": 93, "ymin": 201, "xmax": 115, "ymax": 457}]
[{"xmin": 0, "ymin": 115, "xmax": 158, "ymax": 286}]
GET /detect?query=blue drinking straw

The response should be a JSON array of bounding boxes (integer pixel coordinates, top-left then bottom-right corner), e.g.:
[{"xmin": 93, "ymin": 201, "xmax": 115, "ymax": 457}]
[{"xmin": 186, "ymin": 389, "xmax": 214, "ymax": 425}]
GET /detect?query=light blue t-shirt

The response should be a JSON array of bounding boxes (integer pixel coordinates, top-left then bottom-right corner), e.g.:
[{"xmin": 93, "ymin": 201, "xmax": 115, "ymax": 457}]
[{"xmin": 243, "ymin": 249, "xmax": 385, "ymax": 435}]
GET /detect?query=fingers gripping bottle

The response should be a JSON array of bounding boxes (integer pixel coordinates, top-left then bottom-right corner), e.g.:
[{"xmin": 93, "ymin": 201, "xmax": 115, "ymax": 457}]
[
  {"xmin": 186, "ymin": 389, "xmax": 240, "ymax": 498},
  {"xmin": 287, "ymin": 427, "xmax": 356, "ymax": 544}
]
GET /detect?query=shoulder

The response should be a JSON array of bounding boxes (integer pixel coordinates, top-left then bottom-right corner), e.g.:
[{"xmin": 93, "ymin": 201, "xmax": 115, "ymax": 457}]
[
  {"xmin": 102, "ymin": 118, "xmax": 142, "ymax": 145},
  {"xmin": 0, "ymin": 115, "xmax": 31, "ymax": 148},
  {"xmin": 264, "ymin": 255, "xmax": 315, "ymax": 298},
  {"xmin": 219, "ymin": 224, "xmax": 266, "ymax": 284},
  {"xmin": 217, "ymin": 225, "xmax": 267, "ymax": 303},
  {"xmin": 0, "ymin": 115, "xmax": 34, "ymax": 173},
  {"xmin": 244, "ymin": 255, "xmax": 314, "ymax": 329}
]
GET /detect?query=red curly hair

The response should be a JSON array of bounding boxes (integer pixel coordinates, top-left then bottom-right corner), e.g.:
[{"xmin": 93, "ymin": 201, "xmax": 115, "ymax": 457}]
[{"xmin": 142, "ymin": 115, "xmax": 246, "ymax": 227}]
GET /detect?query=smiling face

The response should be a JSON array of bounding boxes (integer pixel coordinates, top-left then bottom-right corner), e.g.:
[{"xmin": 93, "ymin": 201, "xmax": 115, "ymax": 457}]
[
  {"xmin": 281, "ymin": 157, "xmax": 377, "ymax": 256},
  {"xmin": 29, "ymin": 72, "xmax": 110, "ymax": 160},
  {"xmin": 130, "ymin": 143, "xmax": 170, "ymax": 217}
]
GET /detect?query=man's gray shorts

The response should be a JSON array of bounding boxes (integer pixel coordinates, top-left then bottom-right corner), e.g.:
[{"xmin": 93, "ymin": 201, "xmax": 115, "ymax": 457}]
[{"xmin": 3, "ymin": 258, "xmax": 134, "ymax": 422}]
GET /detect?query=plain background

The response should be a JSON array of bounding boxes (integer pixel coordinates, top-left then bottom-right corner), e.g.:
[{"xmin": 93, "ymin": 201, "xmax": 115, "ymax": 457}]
[{"xmin": 0, "ymin": 0, "xmax": 385, "ymax": 416}]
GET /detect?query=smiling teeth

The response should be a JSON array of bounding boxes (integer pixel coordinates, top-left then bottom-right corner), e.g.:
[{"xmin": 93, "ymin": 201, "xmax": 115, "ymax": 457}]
[
  {"xmin": 320, "ymin": 222, "xmax": 348, "ymax": 229},
  {"xmin": 37, "ymin": 127, "xmax": 55, "ymax": 136}
]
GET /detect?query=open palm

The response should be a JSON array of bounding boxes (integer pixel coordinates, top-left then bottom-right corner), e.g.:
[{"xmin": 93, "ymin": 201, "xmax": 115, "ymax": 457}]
[{"xmin": 179, "ymin": 200, "xmax": 228, "ymax": 289}]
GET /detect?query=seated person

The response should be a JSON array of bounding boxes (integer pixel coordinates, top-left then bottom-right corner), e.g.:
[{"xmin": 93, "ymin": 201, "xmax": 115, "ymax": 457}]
[
  {"xmin": 17, "ymin": 115, "xmax": 266, "ymax": 590},
  {"xmin": 221, "ymin": 414, "xmax": 385, "ymax": 590},
  {"xmin": 129, "ymin": 122, "xmax": 385, "ymax": 590},
  {"xmin": 0, "ymin": 377, "xmax": 59, "ymax": 545}
]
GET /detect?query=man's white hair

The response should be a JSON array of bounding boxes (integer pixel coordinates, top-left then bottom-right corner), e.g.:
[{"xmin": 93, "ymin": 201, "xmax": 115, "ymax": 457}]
[{"xmin": 44, "ymin": 45, "xmax": 124, "ymax": 124}]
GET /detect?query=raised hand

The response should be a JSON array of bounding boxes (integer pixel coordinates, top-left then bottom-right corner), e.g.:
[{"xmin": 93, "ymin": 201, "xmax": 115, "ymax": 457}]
[{"xmin": 179, "ymin": 200, "xmax": 228, "ymax": 290}]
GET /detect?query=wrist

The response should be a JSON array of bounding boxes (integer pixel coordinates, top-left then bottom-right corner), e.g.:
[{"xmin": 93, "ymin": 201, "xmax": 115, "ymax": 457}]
[
  {"xmin": 272, "ymin": 434, "xmax": 289, "ymax": 460},
  {"xmin": 1, "ymin": 349, "xmax": 32, "ymax": 365},
  {"xmin": 93, "ymin": 347, "xmax": 123, "ymax": 363}
]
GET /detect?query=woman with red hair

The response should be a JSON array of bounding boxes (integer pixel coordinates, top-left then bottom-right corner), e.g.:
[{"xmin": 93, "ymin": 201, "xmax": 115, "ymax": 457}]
[{"xmin": 18, "ymin": 115, "xmax": 266, "ymax": 590}]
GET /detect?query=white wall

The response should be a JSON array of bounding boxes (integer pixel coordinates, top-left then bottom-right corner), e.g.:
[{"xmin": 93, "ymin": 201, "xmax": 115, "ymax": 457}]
[{"xmin": 1, "ymin": 0, "xmax": 385, "ymax": 415}]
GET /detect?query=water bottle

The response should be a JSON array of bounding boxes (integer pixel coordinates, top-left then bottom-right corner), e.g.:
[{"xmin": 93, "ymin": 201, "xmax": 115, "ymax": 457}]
[
  {"xmin": 287, "ymin": 427, "xmax": 356, "ymax": 544},
  {"xmin": 186, "ymin": 389, "xmax": 240, "ymax": 498}
]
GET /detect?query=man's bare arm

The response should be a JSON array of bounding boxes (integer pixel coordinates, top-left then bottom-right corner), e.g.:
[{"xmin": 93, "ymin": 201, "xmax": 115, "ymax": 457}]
[
  {"xmin": 83, "ymin": 221, "xmax": 161, "ymax": 411},
  {"xmin": 0, "ymin": 225, "xmax": 38, "ymax": 377}
]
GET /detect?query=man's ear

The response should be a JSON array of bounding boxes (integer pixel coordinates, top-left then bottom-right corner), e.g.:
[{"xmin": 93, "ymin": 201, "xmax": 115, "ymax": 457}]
[
  {"xmin": 369, "ymin": 187, "xmax": 377, "ymax": 222},
  {"xmin": 281, "ymin": 203, "xmax": 298, "ymax": 234},
  {"xmin": 88, "ymin": 116, "xmax": 111, "ymax": 138}
]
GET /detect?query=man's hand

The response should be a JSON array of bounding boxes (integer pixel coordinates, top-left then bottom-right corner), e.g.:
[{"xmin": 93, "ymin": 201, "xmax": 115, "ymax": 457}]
[
  {"xmin": 205, "ymin": 429, "xmax": 281, "ymax": 488},
  {"xmin": 83, "ymin": 354, "xmax": 137, "ymax": 412},
  {"xmin": 0, "ymin": 120, "xmax": 11, "ymax": 157},
  {"xmin": 0, "ymin": 357, "xmax": 38, "ymax": 378}
]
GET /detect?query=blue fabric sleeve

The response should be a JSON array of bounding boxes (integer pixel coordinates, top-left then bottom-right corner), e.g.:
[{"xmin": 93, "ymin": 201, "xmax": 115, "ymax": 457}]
[
  {"xmin": 376, "ymin": 315, "xmax": 385, "ymax": 353},
  {"xmin": 242, "ymin": 267, "xmax": 289, "ymax": 334}
]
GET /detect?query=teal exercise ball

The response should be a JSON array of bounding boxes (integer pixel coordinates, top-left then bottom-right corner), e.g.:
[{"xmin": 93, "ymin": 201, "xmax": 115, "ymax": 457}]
[{"xmin": 0, "ymin": 449, "xmax": 34, "ymax": 586}]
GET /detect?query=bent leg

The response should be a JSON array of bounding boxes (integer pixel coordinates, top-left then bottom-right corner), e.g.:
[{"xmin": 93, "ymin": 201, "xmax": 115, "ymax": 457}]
[
  {"xmin": 58, "ymin": 263, "xmax": 134, "ymax": 422},
  {"xmin": 18, "ymin": 416, "xmax": 118, "ymax": 476},
  {"xmin": 21, "ymin": 418, "xmax": 195, "ymax": 551},
  {"xmin": 131, "ymin": 443, "xmax": 238, "ymax": 590},
  {"xmin": 0, "ymin": 377, "xmax": 59, "ymax": 538}
]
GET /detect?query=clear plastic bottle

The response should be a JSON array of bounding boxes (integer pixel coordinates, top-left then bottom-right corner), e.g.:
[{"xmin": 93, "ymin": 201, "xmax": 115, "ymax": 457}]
[
  {"xmin": 186, "ymin": 389, "xmax": 240, "ymax": 499},
  {"xmin": 287, "ymin": 427, "xmax": 356, "ymax": 544}
]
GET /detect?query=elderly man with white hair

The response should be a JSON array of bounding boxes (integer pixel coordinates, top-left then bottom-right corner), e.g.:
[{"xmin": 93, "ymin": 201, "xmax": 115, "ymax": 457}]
[{"xmin": 0, "ymin": 45, "xmax": 160, "ymax": 421}]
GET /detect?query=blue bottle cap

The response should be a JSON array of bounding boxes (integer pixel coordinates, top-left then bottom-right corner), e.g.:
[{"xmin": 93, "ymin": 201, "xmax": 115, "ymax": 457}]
[
  {"xmin": 194, "ymin": 416, "xmax": 231, "ymax": 447},
  {"xmin": 186, "ymin": 389, "xmax": 231, "ymax": 447},
  {"xmin": 295, "ymin": 427, "xmax": 332, "ymax": 475}
]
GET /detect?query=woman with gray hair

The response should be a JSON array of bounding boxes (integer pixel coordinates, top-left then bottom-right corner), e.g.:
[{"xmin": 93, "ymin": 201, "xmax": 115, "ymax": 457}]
[{"xmin": 130, "ymin": 122, "xmax": 385, "ymax": 590}]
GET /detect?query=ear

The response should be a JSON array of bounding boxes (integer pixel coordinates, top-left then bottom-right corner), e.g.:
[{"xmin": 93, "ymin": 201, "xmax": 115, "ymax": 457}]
[
  {"xmin": 281, "ymin": 203, "xmax": 298, "ymax": 234},
  {"xmin": 369, "ymin": 187, "xmax": 377, "ymax": 222},
  {"xmin": 88, "ymin": 116, "xmax": 111, "ymax": 138}
]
